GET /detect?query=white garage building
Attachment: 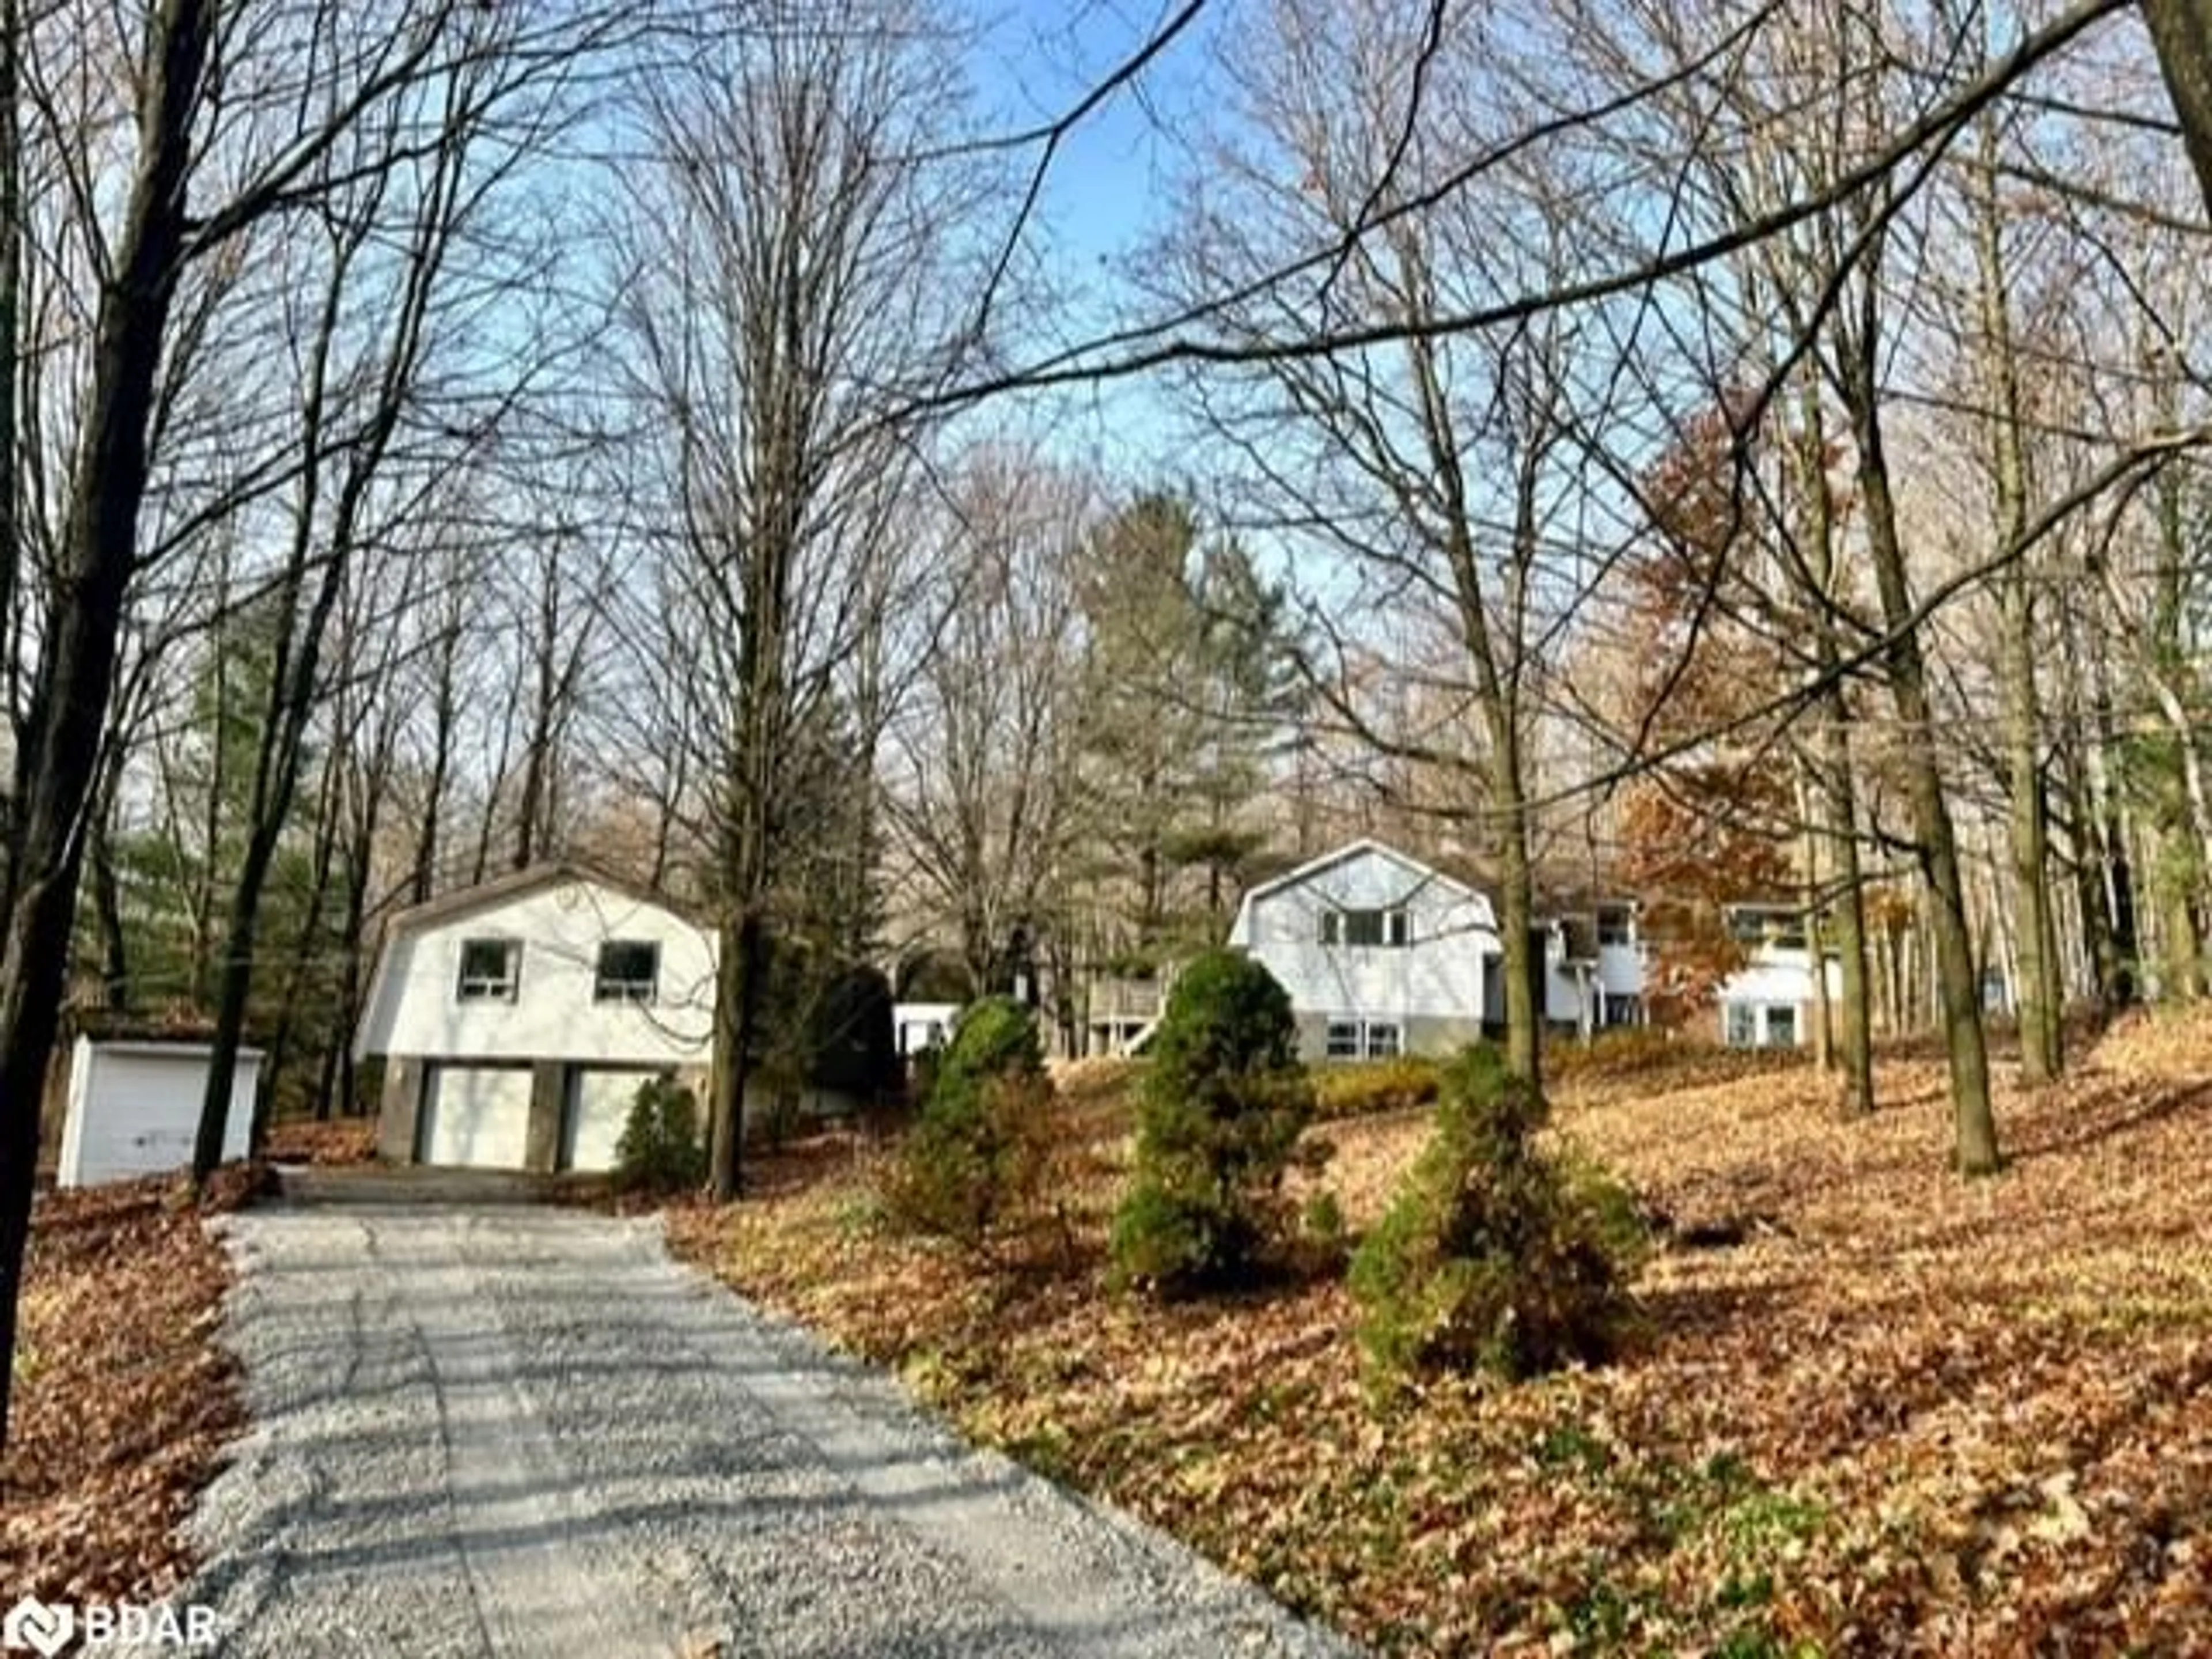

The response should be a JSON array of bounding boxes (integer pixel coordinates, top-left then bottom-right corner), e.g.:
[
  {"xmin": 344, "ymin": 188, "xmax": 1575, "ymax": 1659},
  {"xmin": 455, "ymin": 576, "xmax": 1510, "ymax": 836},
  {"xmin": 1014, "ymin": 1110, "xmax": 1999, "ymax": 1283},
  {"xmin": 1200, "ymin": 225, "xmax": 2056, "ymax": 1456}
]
[
  {"xmin": 354, "ymin": 863, "xmax": 718, "ymax": 1173},
  {"xmin": 57, "ymin": 1037, "xmax": 262, "ymax": 1187}
]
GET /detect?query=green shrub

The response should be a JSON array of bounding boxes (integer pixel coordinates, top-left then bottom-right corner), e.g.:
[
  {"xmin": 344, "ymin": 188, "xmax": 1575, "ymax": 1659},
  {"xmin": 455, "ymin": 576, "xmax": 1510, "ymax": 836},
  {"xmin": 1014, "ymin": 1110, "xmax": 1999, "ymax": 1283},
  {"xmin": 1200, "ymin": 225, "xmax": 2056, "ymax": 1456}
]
[
  {"xmin": 1310, "ymin": 1056, "xmax": 1444, "ymax": 1122},
  {"xmin": 612, "ymin": 1076, "xmax": 707, "ymax": 1195},
  {"xmin": 882, "ymin": 997, "xmax": 1054, "ymax": 1249},
  {"xmin": 1349, "ymin": 1044, "xmax": 1645, "ymax": 1380},
  {"xmin": 1109, "ymin": 950, "xmax": 1314, "ymax": 1293},
  {"xmin": 938, "ymin": 995, "xmax": 1046, "ymax": 1085}
]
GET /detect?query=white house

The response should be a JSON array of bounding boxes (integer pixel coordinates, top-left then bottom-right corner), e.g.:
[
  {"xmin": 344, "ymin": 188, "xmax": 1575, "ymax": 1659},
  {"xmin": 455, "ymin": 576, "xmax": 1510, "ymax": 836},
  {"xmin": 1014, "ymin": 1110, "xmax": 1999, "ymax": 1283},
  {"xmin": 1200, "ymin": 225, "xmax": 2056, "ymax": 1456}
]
[
  {"xmin": 1224, "ymin": 840, "xmax": 1833, "ymax": 1058},
  {"xmin": 892, "ymin": 1001, "xmax": 961, "ymax": 1057},
  {"xmin": 1227, "ymin": 840, "xmax": 1501, "ymax": 1062},
  {"xmin": 1541, "ymin": 903, "xmax": 1649, "ymax": 1036},
  {"xmin": 1713, "ymin": 903, "xmax": 1840, "ymax": 1048},
  {"xmin": 354, "ymin": 863, "xmax": 719, "ymax": 1173}
]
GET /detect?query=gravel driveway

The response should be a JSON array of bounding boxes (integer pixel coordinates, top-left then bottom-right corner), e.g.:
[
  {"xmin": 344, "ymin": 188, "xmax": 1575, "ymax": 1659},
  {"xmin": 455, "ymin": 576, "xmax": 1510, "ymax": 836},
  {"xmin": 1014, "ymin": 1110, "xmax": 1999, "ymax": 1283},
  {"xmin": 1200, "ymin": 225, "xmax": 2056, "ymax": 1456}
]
[{"xmin": 165, "ymin": 1205, "xmax": 1357, "ymax": 1658}]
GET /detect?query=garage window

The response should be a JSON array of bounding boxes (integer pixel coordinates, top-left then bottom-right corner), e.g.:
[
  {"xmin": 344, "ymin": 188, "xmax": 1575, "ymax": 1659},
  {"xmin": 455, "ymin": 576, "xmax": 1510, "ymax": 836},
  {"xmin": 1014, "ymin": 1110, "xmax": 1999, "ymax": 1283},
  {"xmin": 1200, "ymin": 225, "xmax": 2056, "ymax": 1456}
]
[
  {"xmin": 594, "ymin": 940, "xmax": 660, "ymax": 1003},
  {"xmin": 456, "ymin": 938, "xmax": 520, "ymax": 1002}
]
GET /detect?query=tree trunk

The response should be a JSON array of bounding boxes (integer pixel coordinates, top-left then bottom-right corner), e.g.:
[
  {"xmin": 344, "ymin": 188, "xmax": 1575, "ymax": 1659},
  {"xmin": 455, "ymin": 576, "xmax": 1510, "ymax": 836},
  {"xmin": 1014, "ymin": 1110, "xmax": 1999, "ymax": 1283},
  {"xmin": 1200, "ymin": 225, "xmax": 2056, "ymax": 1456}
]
[
  {"xmin": 266, "ymin": 759, "xmax": 344, "ymax": 1109},
  {"xmin": 2085, "ymin": 622, "xmax": 2141, "ymax": 1007},
  {"xmin": 2144, "ymin": 0, "xmax": 2212, "ymax": 229},
  {"xmin": 331, "ymin": 808, "xmax": 381, "ymax": 1119},
  {"xmin": 0, "ymin": 0, "xmax": 20, "ymax": 821},
  {"xmin": 707, "ymin": 908, "xmax": 763, "ymax": 1200},
  {"xmin": 195, "ymin": 820, "xmax": 282, "ymax": 1175},
  {"xmin": 514, "ymin": 615, "xmax": 554, "ymax": 871},
  {"xmin": 2058, "ymin": 605, "xmax": 2124, "ymax": 1015},
  {"xmin": 0, "ymin": 0, "xmax": 214, "ymax": 1455},
  {"xmin": 1794, "ymin": 375, "xmax": 1874, "ymax": 1114},
  {"xmin": 1844, "ymin": 366, "xmax": 1999, "ymax": 1172},
  {"xmin": 1975, "ymin": 119, "xmax": 2061, "ymax": 1082},
  {"xmin": 412, "ymin": 630, "xmax": 459, "ymax": 903},
  {"xmin": 1490, "ymin": 740, "xmax": 1542, "ymax": 1094},
  {"xmin": 1799, "ymin": 770, "xmax": 1834, "ymax": 1074},
  {"xmin": 87, "ymin": 748, "xmax": 132, "ymax": 1012}
]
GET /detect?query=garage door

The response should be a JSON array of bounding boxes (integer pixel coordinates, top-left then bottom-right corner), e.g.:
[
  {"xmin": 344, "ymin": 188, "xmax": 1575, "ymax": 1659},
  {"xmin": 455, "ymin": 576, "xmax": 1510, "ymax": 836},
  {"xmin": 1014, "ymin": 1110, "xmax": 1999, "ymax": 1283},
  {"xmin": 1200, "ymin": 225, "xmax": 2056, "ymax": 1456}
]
[
  {"xmin": 419, "ymin": 1066, "xmax": 533, "ymax": 1169},
  {"xmin": 563, "ymin": 1069, "xmax": 663, "ymax": 1173}
]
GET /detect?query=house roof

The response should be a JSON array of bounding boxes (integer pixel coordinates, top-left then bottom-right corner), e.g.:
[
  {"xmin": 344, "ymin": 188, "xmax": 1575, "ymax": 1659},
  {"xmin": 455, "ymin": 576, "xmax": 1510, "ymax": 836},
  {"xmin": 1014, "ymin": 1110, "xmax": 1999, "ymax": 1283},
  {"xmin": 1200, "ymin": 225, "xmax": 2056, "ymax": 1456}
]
[
  {"xmin": 1229, "ymin": 837, "xmax": 1498, "ymax": 948},
  {"xmin": 381, "ymin": 861, "xmax": 704, "ymax": 936},
  {"xmin": 351, "ymin": 862, "xmax": 707, "ymax": 1064},
  {"xmin": 1236, "ymin": 837, "xmax": 1483, "ymax": 912}
]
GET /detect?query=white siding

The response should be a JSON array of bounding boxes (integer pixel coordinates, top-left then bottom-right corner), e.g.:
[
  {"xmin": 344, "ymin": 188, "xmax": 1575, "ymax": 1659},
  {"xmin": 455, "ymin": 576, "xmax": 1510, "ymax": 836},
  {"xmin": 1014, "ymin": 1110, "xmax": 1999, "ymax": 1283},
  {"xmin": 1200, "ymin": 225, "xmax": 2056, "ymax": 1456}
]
[
  {"xmin": 1717, "ymin": 948, "xmax": 1840, "ymax": 1047},
  {"xmin": 1233, "ymin": 846, "xmax": 1494, "ymax": 1022},
  {"xmin": 1596, "ymin": 942, "xmax": 1646, "ymax": 997},
  {"xmin": 356, "ymin": 877, "xmax": 716, "ymax": 1068},
  {"xmin": 1717, "ymin": 948, "xmax": 1838, "ymax": 1008},
  {"xmin": 892, "ymin": 1002, "xmax": 961, "ymax": 1056},
  {"xmin": 58, "ymin": 1039, "xmax": 260, "ymax": 1188}
]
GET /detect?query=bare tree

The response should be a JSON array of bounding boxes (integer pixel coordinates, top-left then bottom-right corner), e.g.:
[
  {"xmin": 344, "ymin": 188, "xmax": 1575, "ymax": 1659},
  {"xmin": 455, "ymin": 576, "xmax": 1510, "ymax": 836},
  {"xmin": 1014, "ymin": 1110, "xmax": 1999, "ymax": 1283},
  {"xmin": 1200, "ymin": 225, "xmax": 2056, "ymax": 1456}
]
[
  {"xmin": 1165, "ymin": 0, "xmax": 1650, "ymax": 1088},
  {"xmin": 885, "ymin": 449, "xmax": 1089, "ymax": 997},
  {"xmin": 0, "ymin": 0, "xmax": 624, "ymax": 1453},
  {"xmin": 612, "ymin": 0, "xmax": 991, "ymax": 1199},
  {"xmin": 0, "ymin": 0, "xmax": 218, "ymax": 1456}
]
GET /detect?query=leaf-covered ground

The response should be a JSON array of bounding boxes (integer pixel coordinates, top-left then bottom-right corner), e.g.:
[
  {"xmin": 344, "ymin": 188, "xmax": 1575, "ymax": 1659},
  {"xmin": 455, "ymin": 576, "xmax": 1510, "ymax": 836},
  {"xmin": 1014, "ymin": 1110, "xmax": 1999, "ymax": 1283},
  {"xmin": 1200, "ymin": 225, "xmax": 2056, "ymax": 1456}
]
[
  {"xmin": 260, "ymin": 1114, "xmax": 378, "ymax": 1165},
  {"xmin": 0, "ymin": 1170, "xmax": 258, "ymax": 1604},
  {"xmin": 668, "ymin": 1017, "xmax": 2212, "ymax": 1656}
]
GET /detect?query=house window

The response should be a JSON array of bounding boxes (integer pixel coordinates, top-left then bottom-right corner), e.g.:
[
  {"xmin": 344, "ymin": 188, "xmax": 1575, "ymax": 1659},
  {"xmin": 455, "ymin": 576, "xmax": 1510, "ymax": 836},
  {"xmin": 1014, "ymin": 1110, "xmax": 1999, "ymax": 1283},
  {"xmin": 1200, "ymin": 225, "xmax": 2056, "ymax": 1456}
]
[
  {"xmin": 1325, "ymin": 1018, "xmax": 1402, "ymax": 1060},
  {"xmin": 1602, "ymin": 993, "xmax": 1641, "ymax": 1029},
  {"xmin": 1728, "ymin": 908, "xmax": 1807, "ymax": 952},
  {"xmin": 1597, "ymin": 906, "xmax": 1632, "ymax": 947},
  {"xmin": 1724, "ymin": 1001, "xmax": 1758, "ymax": 1048},
  {"xmin": 594, "ymin": 940, "xmax": 660, "ymax": 1003},
  {"xmin": 1321, "ymin": 907, "xmax": 1409, "ymax": 947},
  {"xmin": 1764, "ymin": 1005, "xmax": 1798, "ymax": 1048},
  {"xmin": 456, "ymin": 938, "xmax": 520, "ymax": 1002}
]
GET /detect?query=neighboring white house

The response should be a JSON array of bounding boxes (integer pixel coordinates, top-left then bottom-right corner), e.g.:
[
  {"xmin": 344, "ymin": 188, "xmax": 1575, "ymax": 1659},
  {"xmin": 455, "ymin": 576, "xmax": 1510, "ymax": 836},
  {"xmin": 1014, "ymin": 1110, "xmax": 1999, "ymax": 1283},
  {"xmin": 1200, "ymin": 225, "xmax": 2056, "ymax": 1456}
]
[
  {"xmin": 892, "ymin": 1001, "xmax": 961, "ymax": 1057},
  {"xmin": 1223, "ymin": 839, "xmax": 1839, "ymax": 1058},
  {"xmin": 354, "ymin": 863, "xmax": 720, "ymax": 1173},
  {"xmin": 1549, "ymin": 898, "xmax": 1838, "ymax": 1050},
  {"xmin": 1227, "ymin": 839, "xmax": 1501, "ymax": 1062},
  {"xmin": 1542, "ymin": 902, "xmax": 1650, "ymax": 1036},
  {"xmin": 56, "ymin": 1037, "xmax": 261, "ymax": 1188},
  {"xmin": 1713, "ymin": 903, "xmax": 1840, "ymax": 1049}
]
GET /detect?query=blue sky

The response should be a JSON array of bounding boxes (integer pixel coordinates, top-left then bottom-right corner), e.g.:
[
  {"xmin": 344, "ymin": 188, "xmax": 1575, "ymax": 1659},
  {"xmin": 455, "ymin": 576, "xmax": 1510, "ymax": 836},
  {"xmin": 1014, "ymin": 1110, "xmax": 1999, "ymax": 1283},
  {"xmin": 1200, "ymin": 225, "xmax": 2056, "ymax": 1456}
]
[{"xmin": 961, "ymin": 0, "xmax": 1224, "ymax": 481}]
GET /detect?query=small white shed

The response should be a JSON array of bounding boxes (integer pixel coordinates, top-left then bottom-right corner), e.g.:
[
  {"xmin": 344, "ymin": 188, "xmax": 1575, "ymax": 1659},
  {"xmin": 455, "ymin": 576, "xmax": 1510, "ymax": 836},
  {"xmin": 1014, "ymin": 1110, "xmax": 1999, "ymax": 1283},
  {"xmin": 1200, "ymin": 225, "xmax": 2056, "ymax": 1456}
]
[{"xmin": 58, "ymin": 1038, "xmax": 260, "ymax": 1188}]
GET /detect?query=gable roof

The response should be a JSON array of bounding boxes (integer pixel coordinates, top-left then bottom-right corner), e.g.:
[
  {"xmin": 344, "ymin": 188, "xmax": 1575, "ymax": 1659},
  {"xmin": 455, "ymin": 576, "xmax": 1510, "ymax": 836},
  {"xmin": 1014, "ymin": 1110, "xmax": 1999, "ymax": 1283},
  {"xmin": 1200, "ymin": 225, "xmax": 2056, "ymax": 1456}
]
[
  {"xmin": 351, "ymin": 863, "xmax": 707, "ymax": 1063},
  {"xmin": 1230, "ymin": 838, "xmax": 1494, "ymax": 948},
  {"xmin": 381, "ymin": 861, "xmax": 704, "ymax": 937},
  {"xmin": 1238, "ymin": 837, "xmax": 1482, "ymax": 911}
]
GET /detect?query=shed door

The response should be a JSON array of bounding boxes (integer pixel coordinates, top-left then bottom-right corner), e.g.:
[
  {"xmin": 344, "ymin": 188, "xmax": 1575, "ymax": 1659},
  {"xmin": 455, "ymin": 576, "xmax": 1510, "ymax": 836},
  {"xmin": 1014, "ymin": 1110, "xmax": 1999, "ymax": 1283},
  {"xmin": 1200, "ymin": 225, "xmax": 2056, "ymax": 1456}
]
[
  {"xmin": 563, "ymin": 1068, "xmax": 662, "ymax": 1173},
  {"xmin": 419, "ymin": 1065, "xmax": 533, "ymax": 1169}
]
